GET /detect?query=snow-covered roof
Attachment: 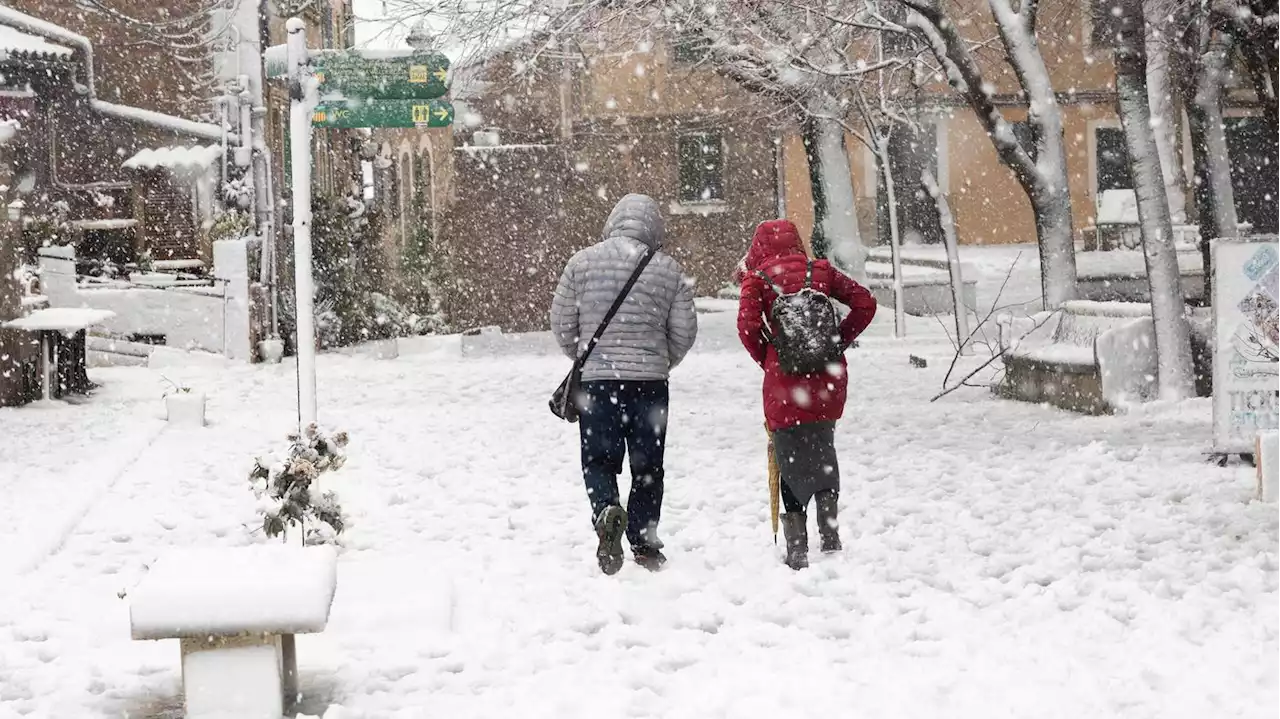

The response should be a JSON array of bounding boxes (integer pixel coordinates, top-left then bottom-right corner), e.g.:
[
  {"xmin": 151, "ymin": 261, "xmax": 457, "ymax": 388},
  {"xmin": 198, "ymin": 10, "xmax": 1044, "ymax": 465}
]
[
  {"xmin": 123, "ymin": 145, "xmax": 223, "ymax": 172},
  {"xmin": 0, "ymin": 23, "xmax": 72, "ymax": 60}
]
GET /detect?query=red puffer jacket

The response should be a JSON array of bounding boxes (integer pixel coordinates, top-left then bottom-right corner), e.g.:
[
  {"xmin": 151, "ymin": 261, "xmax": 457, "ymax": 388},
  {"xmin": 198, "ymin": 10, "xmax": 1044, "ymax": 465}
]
[{"xmin": 737, "ymin": 220, "xmax": 878, "ymax": 431}]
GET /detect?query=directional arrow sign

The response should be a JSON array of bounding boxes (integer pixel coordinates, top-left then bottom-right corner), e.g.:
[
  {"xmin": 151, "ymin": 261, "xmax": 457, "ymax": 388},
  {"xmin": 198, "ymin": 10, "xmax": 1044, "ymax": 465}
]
[
  {"xmin": 311, "ymin": 99, "xmax": 454, "ymax": 129},
  {"xmin": 265, "ymin": 47, "xmax": 450, "ymax": 100}
]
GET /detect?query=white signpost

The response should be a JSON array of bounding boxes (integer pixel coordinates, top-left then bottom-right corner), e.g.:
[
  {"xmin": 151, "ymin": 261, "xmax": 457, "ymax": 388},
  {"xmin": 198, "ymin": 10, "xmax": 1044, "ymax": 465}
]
[
  {"xmin": 286, "ymin": 17, "xmax": 318, "ymax": 428},
  {"xmin": 1211, "ymin": 237, "xmax": 1280, "ymax": 457}
]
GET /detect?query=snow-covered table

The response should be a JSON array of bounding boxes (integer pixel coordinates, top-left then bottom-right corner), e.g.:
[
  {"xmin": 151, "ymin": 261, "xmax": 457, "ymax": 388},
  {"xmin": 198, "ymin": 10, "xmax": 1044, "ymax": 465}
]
[
  {"xmin": 130, "ymin": 544, "xmax": 338, "ymax": 719},
  {"xmin": 2, "ymin": 307, "xmax": 114, "ymax": 401}
]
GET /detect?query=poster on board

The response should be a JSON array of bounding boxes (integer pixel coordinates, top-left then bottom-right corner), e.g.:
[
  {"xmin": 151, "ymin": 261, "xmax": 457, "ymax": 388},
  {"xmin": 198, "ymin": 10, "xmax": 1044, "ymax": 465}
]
[{"xmin": 1212, "ymin": 237, "xmax": 1280, "ymax": 454}]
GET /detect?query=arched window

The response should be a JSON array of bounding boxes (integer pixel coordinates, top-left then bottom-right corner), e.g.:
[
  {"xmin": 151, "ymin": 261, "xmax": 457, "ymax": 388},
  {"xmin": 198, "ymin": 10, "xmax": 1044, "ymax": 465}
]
[{"xmin": 398, "ymin": 152, "xmax": 412, "ymax": 245}]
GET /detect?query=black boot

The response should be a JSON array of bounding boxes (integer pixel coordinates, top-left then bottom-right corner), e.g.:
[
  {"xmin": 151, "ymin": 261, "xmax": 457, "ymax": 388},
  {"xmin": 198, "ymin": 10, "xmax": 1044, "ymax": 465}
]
[
  {"xmin": 594, "ymin": 505, "xmax": 628, "ymax": 576},
  {"xmin": 815, "ymin": 490, "xmax": 842, "ymax": 553},
  {"xmin": 781, "ymin": 512, "xmax": 809, "ymax": 570},
  {"xmin": 633, "ymin": 545, "xmax": 667, "ymax": 571}
]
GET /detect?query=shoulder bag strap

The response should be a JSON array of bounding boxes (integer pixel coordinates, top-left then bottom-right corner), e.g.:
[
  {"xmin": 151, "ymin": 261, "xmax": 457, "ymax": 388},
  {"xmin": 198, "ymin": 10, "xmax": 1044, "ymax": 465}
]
[
  {"xmin": 803, "ymin": 260, "xmax": 814, "ymax": 289},
  {"xmin": 576, "ymin": 249, "xmax": 656, "ymax": 367}
]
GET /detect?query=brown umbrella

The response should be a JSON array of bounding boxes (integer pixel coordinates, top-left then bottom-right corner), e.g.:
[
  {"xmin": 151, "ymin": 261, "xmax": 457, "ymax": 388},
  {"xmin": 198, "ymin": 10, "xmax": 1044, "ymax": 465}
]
[{"xmin": 766, "ymin": 423, "xmax": 780, "ymax": 543}]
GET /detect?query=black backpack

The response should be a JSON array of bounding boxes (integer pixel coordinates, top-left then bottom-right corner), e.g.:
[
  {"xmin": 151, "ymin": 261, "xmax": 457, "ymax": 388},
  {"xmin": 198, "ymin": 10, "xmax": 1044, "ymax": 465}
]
[{"xmin": 755, "ymin": 261, "xmax": 844, "ymax": 375}]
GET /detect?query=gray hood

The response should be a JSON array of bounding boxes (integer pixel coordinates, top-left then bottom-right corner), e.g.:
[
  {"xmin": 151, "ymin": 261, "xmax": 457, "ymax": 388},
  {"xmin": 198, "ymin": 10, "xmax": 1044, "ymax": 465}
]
[{"xmin": 600, "ymin": 193, "xmax": 665, "ymax": 250}]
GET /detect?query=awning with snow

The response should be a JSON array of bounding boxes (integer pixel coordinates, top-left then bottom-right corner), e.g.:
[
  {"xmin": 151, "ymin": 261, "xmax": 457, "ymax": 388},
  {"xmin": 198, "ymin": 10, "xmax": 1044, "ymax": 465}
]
[
  {"xmin": 123, "ymin": 145, "xmax": 223, "ymax": 173},
  {"xmin": 0, "ymin": 24, "xmax": 72, "ymax": 61}
]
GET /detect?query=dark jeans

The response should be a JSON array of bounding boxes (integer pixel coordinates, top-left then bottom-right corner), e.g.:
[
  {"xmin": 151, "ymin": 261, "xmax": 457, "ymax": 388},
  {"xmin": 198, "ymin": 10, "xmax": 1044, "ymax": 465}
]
[{"xmin": 578, "ymin": 380, "xmax": 669, "ymax": 548}]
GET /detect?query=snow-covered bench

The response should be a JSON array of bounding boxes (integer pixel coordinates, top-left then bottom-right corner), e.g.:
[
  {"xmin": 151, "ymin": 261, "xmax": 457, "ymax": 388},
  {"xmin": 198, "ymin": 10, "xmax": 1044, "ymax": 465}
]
[
  {"xmin": 130, "ymin": 545, "xmax": 338, "ymax": 719},
  {"xmin": 997, "ymin": 301, "xmax": 1157, "ymax": 414}
]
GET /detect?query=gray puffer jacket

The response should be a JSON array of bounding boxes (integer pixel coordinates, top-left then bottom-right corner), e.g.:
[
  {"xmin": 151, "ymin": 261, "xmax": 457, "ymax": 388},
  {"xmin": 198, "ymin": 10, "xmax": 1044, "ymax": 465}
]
[{"xmin": 550, "ymin": 194, "xmax": 698, "ymax": 381}]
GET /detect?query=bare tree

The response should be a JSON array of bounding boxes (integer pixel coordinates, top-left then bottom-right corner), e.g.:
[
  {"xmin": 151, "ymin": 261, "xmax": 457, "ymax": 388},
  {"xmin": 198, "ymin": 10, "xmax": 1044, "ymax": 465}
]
[
  {"xmin": 895, "ymin": 0, "xmax": 1078, "ymax": 310},
  {"xmin": 1168, "ymin": 2, "xmax": 1240, "ymax": 301},
  {"xmin": 1115, "ymin": 0, "xmax": 1196, "ymax": 400}
]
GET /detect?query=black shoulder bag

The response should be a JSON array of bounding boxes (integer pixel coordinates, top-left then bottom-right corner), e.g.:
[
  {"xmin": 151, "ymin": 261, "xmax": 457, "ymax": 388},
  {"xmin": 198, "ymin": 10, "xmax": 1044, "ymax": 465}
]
[{"xmin": 550, "ymin": 249, "xmax": 656, "ymax": 422}]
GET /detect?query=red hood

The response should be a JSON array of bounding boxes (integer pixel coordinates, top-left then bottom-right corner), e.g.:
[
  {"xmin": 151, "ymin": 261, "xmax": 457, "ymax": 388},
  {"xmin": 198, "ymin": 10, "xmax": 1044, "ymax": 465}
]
[{"xmin": 745, "ymin": 219, "xmax": 805, "ymax": 271}]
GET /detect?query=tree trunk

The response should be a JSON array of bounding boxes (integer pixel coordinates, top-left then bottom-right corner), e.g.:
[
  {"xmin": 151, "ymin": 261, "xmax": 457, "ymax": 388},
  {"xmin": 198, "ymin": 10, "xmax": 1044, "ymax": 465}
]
[
  {"xmin": 800, "ymin": 115, "xmax": 830, "ymax": 260},
  {"xmin": 906, "ymin": 1, "xmax": 1077, "ymax": 308},
  {"xmin": 876, "ymin": 139, "xmax": 906, "ymax": 337},
  {"xmin": 922, "ymin": 170, "xmax": 971, "ymax": 353},
  {"xmin": 1144, "ymin": 4, "xmax": 1189, "ymax": 224},
  {"xmin": 1116, "ymin": 0, "xmax": 1197, "ymax": 401},
  {"xmin": 810, "ymin": 110, "xmax": 865, "ymax": 283},
  {"xmin": 1185, "ymin": 28, "xmax": 1240, "ymax": 303}
]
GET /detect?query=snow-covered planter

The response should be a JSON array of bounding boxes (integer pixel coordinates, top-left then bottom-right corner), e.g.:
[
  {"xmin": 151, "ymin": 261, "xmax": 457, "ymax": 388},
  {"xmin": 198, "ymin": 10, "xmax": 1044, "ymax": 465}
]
[
  {"xmin": 162, "ymin": 378, "xmax": 205, "ymax": 427},
  {"xmin": 249, "ymin": 424, "xmax": 349, "ymax": 544},
  {"xmin": 258, "ymin": 337, "xmax": 285, "ymax": 364}
]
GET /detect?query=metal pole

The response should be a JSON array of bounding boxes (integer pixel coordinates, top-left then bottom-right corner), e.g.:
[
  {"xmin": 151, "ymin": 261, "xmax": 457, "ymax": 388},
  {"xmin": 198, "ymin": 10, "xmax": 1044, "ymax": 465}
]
[{"xmin": 287, "ymin": 17, "xmax": 317, "ymax": 428}]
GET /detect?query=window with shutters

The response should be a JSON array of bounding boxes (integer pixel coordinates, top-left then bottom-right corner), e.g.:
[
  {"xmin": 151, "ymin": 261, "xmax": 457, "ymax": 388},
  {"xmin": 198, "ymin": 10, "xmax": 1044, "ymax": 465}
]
[{"xmin": 677, "ymin": 132, "xmax": 724, "ymax": 203}]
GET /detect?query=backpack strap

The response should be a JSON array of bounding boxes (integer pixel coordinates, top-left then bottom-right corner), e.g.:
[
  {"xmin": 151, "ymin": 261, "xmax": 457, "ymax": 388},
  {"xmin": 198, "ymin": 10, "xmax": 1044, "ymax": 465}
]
[
  {"xmin": 803, "ymin": 260, "xmax": 814, "ymax": 289},
  {"xmin": 753, "ymin": 269, "xmax": 786, "ymax": 297}
]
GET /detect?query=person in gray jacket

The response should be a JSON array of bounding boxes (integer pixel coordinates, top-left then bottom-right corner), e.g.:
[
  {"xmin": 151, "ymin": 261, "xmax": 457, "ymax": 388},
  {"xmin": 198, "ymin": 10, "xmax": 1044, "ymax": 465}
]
[{"xmin": 550, "ymin": 193, "xmax": 698, "ymax": 575}]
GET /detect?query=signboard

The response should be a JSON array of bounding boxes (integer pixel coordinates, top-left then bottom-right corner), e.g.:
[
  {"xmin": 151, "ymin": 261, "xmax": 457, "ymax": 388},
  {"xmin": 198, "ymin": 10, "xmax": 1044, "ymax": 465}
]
[
  {"xmin": 314, "ymin": 52, "xmax": 449, "ymax": 99},
  {"xmin": 265, "ymin": 46, "xmax": 450, "ymax": 100},
  {"xmin": 311, "ymin": 99, "xmax": 453, "ymax": 129},
  {"xmin": 1212, "ymin": 237, "xmax": 1280, "ymax": 453}
]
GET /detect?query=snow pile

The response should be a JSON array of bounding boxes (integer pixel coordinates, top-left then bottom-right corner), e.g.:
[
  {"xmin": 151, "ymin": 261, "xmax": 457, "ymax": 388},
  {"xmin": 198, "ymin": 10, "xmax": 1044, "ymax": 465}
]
[
  {"xmin": 129, "ymin": 544, "xmax": 338, "ymax": 639},
  {"xmin": 0, "ymin": 23, "xmax": 71, "ymax": 58}
]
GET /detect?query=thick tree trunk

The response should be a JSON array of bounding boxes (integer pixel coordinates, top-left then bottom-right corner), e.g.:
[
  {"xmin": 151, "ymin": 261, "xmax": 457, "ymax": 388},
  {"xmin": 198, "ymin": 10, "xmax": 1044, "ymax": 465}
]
[
  {"xmin": 1144, "ymin": 4, "xmax": 1189, "ymax": 224},
  {"xmin": 1185, "ymin": 28, "xmax": 1240, "ymax": 303},
  {"xmin": 812, "ymin": 113, "xmax": 866, "ymax": 283},
  {"xmin": 1116, "ymin": 0, "xmax": 1196, "ymax": 401},
  {"xmin": 800, "ymin": 115, "xmax": 830, "ymax": 260}
]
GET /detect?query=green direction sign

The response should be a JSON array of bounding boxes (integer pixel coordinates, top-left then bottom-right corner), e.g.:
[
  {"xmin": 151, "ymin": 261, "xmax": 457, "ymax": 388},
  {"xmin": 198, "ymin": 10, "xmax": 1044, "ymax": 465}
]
[
  {"xmin": 311, "ymin": 99, "xmax": 453, "ymax": 129},
  {"xmin": 265, "ymin": 47, "xmax": 450, "ymax": 100},
  {"xmin": 314, "ymin": 51, "xmax": 449, "ymax": 99}
]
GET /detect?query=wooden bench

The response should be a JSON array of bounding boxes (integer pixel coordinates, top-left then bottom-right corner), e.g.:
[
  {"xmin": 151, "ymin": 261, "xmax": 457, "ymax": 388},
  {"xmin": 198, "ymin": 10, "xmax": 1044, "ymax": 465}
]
[
  {"xmin": 997, "ymin": 301, "xmax": 1157, "ymax": 414},
  {"xmin": 130, "ymin": 545, "xmax": 338, "ymax": 719}
]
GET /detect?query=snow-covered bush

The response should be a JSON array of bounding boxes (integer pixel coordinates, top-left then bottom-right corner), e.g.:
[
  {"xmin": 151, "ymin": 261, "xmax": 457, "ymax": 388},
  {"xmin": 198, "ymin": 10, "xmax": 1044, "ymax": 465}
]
[
  {"xmin": 248, "ymin": 424, "xmax": 349, "ymax": 544},
  {"xmin": 310, "ymin": 193, "xmax": 443, "ymax": 348}
]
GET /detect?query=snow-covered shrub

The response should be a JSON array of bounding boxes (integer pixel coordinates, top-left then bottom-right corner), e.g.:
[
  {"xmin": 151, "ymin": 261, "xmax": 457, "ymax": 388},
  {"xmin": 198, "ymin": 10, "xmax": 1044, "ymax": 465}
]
[
  {"xmin": 248, "ymin": 423, "xmax": 349, "ymax": 543},
  {"xmin": 222, "ymin": 177, "xmax": 254, "ymax": 210},
  {"xmin": 397, "ymin": 225, "xmax": 448, "ymax": 334},
  {"xmin": 208, "ymin": 209, "xmax": 252, "ymax": 244},
  {"xmin": 12, "ymin": 263, "xmax": 40, "ymax": 297}
]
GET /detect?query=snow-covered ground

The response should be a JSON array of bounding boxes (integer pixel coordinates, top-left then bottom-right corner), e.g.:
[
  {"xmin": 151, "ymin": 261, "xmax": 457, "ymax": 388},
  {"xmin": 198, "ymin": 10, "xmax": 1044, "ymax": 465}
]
[{"xmin": 0, "ymin": 250, "xmax": 1275, "ymax": 719}]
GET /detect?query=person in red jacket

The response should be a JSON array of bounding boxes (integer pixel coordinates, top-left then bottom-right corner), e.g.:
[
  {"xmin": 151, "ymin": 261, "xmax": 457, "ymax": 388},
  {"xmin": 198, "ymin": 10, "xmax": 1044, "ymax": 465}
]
[{"xmin": 737, "ymin": 219, "xmax": 877, "ymax": 569}]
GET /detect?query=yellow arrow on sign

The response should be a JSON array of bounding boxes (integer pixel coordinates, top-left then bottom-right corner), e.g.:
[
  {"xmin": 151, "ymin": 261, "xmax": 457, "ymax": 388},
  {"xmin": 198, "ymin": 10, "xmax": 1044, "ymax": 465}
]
[
  {"xmin": 433, "ymin": 107, "xmax": 449, "ymax": 121},
  {"xmin": 433, "ymin": 68, "xmax": 448, "ymax": 82}
]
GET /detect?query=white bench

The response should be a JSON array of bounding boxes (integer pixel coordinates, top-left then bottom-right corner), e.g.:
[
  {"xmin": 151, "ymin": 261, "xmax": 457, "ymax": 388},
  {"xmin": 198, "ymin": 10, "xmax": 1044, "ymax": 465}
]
[
  {"xmin": 130, "ymin": 545, "xmax": 338, "ymax": 719},
  {"xmin": 997, "ymin": 301, "xmax": 1157, "ymax": 414}
]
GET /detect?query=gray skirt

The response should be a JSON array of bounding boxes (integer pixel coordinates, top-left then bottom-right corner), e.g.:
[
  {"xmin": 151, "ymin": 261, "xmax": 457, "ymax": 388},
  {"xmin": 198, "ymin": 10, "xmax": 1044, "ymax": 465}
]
[{"xmin": 772, "ymin": 421, "xmax": 840, "ymax": 507}]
